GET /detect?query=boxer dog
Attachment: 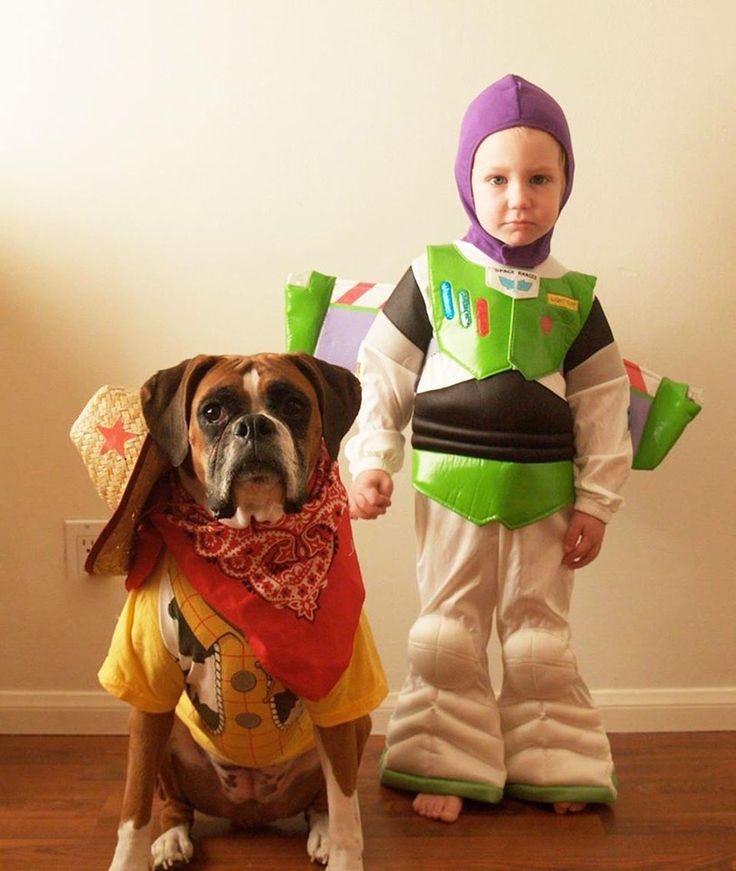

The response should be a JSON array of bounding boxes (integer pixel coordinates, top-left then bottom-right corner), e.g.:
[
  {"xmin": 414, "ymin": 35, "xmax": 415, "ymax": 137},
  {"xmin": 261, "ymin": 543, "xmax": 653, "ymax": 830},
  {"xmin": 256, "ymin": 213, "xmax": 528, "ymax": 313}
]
[{"xmin": 107, "ymin": 353, "xmax": 377, "ymax": 871}]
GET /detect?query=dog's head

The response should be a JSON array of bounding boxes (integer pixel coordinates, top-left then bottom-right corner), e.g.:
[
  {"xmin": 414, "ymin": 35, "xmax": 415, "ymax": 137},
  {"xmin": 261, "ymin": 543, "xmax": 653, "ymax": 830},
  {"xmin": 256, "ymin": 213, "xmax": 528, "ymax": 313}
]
[{"xmin": 140, "ymin": 353, "xmax": 361, "ymax": 526}]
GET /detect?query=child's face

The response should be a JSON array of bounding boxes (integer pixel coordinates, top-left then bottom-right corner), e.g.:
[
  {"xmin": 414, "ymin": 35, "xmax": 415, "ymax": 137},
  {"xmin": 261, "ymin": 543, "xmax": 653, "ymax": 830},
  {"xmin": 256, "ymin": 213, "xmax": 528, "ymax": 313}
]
[{"xmin": 470, "ymin": 127, "xmax": 565, "ymax": 249}]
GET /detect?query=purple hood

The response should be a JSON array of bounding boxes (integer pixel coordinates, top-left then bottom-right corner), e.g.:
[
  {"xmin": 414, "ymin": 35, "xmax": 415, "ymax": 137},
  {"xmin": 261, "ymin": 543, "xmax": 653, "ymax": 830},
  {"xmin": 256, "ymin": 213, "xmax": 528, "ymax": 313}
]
[{"xmin": 454, "ymin": 74, "xmax": 574, "ymax": 268}]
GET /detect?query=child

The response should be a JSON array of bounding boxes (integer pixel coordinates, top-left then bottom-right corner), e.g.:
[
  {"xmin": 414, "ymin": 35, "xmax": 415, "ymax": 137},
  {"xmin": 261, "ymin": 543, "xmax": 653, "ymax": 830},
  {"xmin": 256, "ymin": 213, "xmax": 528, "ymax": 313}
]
[{"xmin": 346, "ymin": 74, "xmax": 632, "ymax": 822}]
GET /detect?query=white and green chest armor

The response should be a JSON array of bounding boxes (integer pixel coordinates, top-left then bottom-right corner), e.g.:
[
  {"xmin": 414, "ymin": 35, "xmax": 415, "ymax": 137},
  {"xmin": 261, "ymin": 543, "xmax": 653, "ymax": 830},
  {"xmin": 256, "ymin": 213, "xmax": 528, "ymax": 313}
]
[
  {"xmin": 427, "ymin": 244, "xmax": 595, "ymax": 381},
  {"xmin": 411, "ymin": 244, "xmax": 597, "ymax": 528}
]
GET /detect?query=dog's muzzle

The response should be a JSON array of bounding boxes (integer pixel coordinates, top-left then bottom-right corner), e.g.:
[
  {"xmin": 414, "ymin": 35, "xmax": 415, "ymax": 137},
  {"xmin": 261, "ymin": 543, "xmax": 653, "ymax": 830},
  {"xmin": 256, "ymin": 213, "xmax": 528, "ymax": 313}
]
[{"xmin": 207, "ymin": 413, "xmax": 290, "ymax": 520}]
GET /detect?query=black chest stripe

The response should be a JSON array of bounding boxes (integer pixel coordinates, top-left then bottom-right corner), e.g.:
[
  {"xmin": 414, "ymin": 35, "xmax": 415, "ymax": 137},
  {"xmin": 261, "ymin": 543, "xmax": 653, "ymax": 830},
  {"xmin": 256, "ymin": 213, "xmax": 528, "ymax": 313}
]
[
  {"xmin": 382, "ymin": 267, "xmax": 432, "ymax": 353},
  {"xmin": 412, "ymin": 372, "xmax": 575, "ymax": 463},
  {"xmin": 564, "ymin": 298, "xmax": 614, "ymax": 374}
]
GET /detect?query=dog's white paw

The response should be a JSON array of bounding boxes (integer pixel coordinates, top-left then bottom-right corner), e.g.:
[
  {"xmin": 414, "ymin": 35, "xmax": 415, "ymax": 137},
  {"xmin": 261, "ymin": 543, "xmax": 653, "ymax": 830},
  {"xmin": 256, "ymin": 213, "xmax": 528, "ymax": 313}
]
[
  {"xmin": 307, "ymin": 811, "xmax": 330, "ymax": 865},
  {"xmin": 108, "ymin": 820, "xmax": 152, "ymax": 871},
  {"xmin": 151, "ymin": 824, "xmax": 194, "ymax": 870}
]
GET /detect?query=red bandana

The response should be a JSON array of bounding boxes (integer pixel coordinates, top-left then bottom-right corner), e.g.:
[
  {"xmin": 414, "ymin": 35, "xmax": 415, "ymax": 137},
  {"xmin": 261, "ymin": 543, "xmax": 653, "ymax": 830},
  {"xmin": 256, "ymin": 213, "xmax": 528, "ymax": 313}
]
[
  {"xmin": 126, "ymin": 446, "xmax": 365, "ymax": 701},
  {"xmin": 163, "ymin": 448, "xmax": 343, "ymax": 621}
]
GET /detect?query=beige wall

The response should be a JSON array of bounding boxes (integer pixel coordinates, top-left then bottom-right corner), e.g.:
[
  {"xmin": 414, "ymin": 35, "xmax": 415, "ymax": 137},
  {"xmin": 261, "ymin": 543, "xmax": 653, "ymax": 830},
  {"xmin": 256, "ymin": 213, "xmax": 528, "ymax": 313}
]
[{"xmin": 1, "ymin": 1, "xmax": 734, "ymax": 729}]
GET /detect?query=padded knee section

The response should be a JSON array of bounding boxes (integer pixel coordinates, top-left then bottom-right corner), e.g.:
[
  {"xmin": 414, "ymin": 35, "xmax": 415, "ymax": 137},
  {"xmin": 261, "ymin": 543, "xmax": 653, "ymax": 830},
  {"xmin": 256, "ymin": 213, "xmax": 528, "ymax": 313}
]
[
  {"xmin": 502, "ymin": 628, "xmax": 577, "ymax": 699},
  {"xmin": 408, "ymin": 614, "xmax": 478, "ymax": 691}
]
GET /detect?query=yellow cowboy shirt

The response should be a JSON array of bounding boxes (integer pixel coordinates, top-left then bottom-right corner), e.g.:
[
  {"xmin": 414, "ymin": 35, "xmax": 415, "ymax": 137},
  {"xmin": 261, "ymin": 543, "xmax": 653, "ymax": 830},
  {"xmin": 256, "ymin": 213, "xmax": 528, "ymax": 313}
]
[{"xmin": 99, "ymin": 553, "xmax": 387, "ymax": 767}]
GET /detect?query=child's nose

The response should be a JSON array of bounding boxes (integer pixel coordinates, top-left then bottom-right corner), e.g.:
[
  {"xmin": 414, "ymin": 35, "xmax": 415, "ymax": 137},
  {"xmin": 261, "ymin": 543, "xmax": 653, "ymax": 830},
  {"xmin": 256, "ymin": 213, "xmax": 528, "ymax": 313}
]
[{"xmin": 507, "ymin": 180, "xmax": 531, "ymax": 209}]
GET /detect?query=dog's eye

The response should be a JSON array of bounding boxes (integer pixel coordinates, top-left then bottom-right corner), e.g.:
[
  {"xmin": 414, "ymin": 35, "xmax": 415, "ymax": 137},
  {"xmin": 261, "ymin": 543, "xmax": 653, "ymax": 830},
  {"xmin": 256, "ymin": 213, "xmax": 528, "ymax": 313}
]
[
  {"xmin": 202, "ymin": 402, "xmax": 224, "ymax": 424},
  {"xmin": 283, "ymin": 397, "xmax": 307, "ymax": 417}
]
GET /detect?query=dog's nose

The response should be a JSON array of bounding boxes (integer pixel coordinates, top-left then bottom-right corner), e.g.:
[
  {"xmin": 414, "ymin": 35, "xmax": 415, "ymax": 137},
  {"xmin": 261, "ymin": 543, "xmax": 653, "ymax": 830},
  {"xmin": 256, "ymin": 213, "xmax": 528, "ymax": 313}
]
[{"xmin": 233, "ymin": 414, "xmax": 276, "ymax": 441}]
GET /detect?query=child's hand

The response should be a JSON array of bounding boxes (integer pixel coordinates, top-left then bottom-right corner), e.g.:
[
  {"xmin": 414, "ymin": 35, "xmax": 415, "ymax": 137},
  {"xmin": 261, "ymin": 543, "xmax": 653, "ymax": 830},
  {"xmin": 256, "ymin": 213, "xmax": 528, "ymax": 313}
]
[
  {"xmin": 349, "ymin": 470, "xmax": 393, "ymax": 520},
  {"xmin": 562, "ymin": 510, "xmax": 606, "ymax": 568}
]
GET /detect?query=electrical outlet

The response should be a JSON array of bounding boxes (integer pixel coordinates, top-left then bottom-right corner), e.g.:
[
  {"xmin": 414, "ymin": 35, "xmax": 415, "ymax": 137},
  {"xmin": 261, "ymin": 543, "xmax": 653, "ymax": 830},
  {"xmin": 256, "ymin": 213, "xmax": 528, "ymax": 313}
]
[{"xmin": 64, "ymin": 520, "xmax": 107, "ymax": 580}]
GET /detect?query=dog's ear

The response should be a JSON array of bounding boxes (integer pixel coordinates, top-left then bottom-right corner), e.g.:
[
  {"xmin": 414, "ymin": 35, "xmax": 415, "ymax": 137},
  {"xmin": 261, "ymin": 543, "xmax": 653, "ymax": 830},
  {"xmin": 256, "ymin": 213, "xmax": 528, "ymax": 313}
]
[
  {"xmin": 140, "ymin": 355, "xmax": 220, "ymax": 467},
  {"xmin": 289, "ymin": 354, "xmax": 362, "ymax": 460}
]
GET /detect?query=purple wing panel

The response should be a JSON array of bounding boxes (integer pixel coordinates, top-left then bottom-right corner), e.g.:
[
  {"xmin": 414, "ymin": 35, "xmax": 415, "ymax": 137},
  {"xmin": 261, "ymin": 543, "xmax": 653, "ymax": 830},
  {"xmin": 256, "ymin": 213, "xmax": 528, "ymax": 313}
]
[{"xmin": 314, "ymin": 308, "xmax": 379, "ymax": 372}]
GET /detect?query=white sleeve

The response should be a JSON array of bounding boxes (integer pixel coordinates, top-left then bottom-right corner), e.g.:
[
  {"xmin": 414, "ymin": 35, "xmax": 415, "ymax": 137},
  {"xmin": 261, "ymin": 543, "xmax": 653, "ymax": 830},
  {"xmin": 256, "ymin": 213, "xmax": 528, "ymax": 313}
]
[
  {"xmin": 566, "ymin": 342, "xmax": 633, "ymax": 523},
  {"xmin": 345, "ymin": 312, "xmax": 425, "ymax": 478}
]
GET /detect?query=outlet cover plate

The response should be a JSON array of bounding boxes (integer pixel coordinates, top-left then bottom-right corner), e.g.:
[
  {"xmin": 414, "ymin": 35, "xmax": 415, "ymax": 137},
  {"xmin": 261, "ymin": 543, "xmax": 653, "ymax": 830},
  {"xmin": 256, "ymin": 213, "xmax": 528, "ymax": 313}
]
[{"xmin": 64, "ymin": 519, "xmax": 107, "ymax": 580}]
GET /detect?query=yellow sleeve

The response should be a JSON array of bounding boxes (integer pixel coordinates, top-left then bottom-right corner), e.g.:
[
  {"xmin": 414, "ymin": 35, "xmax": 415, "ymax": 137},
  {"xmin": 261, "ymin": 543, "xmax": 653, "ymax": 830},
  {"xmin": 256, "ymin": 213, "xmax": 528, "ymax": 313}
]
[
  {"xmin": 98, "ymin": 570, "xmax": 184, "ymax": 714},
  {"xmin": 305, "ymin": 611, "xmax": 388, "ymax": 728}
]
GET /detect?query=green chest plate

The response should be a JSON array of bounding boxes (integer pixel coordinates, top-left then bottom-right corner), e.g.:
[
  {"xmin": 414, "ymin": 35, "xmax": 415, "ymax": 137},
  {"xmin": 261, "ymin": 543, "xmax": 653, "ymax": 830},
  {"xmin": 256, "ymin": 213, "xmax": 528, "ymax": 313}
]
[{"xmin": 427, "ymin": 245, "xmax": 596, "ymax": 381}]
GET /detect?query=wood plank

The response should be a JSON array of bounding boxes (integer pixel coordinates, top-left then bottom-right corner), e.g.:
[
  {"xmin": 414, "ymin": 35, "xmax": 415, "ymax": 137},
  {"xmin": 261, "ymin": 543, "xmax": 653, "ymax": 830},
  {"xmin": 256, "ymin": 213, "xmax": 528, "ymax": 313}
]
[{"xmin": 0, "ymin": 732, "xmax": 734, "ymax": 870}]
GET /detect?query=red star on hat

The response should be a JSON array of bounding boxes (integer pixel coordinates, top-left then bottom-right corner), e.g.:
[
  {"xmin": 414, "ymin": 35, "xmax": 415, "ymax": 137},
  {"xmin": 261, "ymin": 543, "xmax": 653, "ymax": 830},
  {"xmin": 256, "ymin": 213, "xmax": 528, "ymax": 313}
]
[{"xmin": 97, "ymin": 418, "xmax": 137, "ymax": 458}]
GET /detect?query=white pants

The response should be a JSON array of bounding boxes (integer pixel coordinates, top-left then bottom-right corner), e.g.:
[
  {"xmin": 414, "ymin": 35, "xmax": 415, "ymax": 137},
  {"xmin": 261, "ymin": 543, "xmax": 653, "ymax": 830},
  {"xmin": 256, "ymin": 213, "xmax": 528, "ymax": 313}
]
[{"xmin": 381, "ymin": 494, "xmax": 616, "ymax": 802}]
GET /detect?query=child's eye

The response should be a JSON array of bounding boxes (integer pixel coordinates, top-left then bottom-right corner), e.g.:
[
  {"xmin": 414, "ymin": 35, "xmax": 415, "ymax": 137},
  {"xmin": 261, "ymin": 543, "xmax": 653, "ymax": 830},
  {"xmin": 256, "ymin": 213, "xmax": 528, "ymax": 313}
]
[
  {"xmin": 487, "ymin": 175, "xmax": 506, "ymax": 185},
  {"xmin": 530, "ymin": 174, "xmax": 551, "ymax": 185}
]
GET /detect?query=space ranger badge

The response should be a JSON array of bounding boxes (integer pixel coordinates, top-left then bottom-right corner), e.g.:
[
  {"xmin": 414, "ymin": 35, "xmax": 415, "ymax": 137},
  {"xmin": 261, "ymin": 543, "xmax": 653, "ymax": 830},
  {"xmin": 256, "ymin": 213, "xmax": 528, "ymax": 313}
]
[{"xmin": 485, "ymin": 265, "xmax": 540, "ymax": 299}]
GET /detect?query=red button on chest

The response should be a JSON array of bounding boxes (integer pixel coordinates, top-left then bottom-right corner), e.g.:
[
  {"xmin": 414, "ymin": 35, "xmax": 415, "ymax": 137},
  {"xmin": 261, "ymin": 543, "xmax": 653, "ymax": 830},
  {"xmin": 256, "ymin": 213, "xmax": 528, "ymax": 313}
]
[{"xmin": 476, "ymin": 298, "xmax": 490, "ymax": 336}]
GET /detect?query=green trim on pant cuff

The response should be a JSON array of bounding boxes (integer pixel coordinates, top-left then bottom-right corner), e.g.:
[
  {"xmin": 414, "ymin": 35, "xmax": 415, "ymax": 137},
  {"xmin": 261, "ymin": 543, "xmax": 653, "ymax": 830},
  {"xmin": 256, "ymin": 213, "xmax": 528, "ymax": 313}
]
[
  {"xmin": 380, "ymin": 764, "xmax": 503, "ymax": 804},
  {"xmin": 505, "ymin": 782, "xmax": 616, "ymax": 804}
]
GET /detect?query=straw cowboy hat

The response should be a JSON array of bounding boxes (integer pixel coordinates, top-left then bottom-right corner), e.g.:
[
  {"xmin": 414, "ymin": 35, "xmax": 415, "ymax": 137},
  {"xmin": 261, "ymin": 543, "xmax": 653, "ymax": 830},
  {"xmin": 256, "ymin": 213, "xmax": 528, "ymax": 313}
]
[{"xmin": 70, "ymin": 386, "xmax": 170, "ymax": 576}]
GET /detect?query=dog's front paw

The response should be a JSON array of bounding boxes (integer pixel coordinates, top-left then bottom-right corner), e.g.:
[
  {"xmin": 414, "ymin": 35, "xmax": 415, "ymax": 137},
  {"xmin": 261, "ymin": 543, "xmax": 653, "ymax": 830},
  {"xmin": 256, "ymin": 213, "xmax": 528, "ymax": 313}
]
[
  {"xmin": 151, "ymin": 824, "xmax": 194, "ymax": 869},
  {"xmin": 325, "ymin": 847, "xmax": 364, "ymax": 871},
  {"xmin": 108, "ymin": 820, "xmax": 152, "ymax": 871},
  {"xmin": 307, "ymin": 810, "xmax": 330, "ymax": 865}
]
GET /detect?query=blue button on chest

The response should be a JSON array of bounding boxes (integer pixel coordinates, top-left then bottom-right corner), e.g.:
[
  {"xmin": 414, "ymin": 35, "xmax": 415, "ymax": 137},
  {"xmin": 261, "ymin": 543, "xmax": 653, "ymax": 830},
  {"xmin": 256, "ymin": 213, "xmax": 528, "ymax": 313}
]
[{"xmin": 440, "ymin": 280, "xmax": 455, "ymax": 319}]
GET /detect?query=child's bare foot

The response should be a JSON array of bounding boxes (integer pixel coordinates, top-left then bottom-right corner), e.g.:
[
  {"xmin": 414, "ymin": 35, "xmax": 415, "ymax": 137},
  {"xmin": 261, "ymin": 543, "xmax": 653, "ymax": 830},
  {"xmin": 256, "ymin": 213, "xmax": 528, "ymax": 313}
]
[
  {"xmin": 553, "ymin": 802, "xmax": 587, "ymax": 814},
  {"xmin": 412, "ymin": 793, "xmax": 463, "ymax": 822}
]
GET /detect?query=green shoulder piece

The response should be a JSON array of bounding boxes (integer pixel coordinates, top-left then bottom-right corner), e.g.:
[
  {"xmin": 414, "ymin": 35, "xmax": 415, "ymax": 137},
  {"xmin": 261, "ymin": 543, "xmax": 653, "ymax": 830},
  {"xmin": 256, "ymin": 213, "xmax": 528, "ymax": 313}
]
[
  {"xmin": 552, "ymin": 270, "xmax": 596, "ymax": 322},
  {"xmin": 284, "ymin": 271, "xmax": 336, "ymax": 354},
  {"xmin": 511, "ymin": 270, "xmax": 596, "ymax": 381},
  {"xmin": 632, "ymin": 377, "xmax": 702, "ymax": 470}
]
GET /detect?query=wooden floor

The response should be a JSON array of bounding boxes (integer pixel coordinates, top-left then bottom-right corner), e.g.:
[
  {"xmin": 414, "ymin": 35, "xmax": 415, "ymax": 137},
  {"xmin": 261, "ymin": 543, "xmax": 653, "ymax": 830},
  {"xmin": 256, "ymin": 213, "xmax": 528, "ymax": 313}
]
[{"xmin": 1, "ymin": 732, "xmax": 735, "ymax": 870}]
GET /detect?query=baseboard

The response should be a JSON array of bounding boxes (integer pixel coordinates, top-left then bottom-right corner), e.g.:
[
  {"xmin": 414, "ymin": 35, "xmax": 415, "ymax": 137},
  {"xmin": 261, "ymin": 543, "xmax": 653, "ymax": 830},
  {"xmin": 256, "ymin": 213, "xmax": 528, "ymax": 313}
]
[
  {"xmin": 372, "ymin": 688, "xmax": 736, "ymax": 734},
  {"xmin": 0, "ymin": 691, "xmax": 131, "ymax": 735},
  {"xmin": 590, "ymin": 687, "xmax": 736, "ymax": 732},
  {"xmin": 1, "ymin": 687, "xmax": 735, "ymax": 735}
]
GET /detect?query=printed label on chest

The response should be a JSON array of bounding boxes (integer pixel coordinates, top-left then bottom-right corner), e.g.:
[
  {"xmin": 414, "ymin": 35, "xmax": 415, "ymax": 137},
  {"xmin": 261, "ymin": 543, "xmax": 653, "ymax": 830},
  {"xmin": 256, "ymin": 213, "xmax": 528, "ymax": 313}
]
[
  {"xmin": 547, "ymin": 292, "xmax": 579, "ymax": 312},
  {"xmin": 485, "ymin": 266, "xmax": 540, "ymax": 299}
]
